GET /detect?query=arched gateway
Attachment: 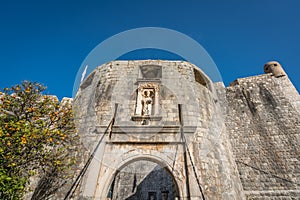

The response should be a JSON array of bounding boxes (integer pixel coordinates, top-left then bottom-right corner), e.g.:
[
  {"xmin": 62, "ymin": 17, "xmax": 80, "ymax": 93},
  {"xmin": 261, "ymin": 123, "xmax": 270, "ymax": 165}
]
[
  {"xmin": 72, "ymin": 60, "xmax": 245, "ymax": 200},
  {"xmin": 108, "ymin": 159, "xmax": 180, "ymax": 200}
]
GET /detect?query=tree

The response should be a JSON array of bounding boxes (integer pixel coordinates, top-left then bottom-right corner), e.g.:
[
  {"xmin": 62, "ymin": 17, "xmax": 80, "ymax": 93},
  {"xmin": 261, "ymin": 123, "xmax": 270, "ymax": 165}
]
[{"xmin": 0, "ymin": 81, "xmax": 78, "ymax": 200}]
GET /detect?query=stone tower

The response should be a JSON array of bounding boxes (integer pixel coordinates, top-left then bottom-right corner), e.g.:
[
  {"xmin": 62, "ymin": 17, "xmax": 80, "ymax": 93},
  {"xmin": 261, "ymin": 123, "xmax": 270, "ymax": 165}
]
[{"xmin": 70, "ymin": 60, "xmax": 299, "ymax": 200}]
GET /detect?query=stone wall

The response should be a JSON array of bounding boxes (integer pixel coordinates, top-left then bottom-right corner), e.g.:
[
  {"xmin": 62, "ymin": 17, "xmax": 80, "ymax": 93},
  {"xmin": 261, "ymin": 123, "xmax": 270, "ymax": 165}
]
[
  {"xmin": 70, "ymin": 60, "xmax": 300, "ymax": 199},
  {"xmin": 73, "ymin": 60, "xmax": 245, "ymax": 200},
  {"xmin": 226, "ymin": 73, "xmax": 300, "ymax": 199},
  {"xmin": 21, "ymin": 60, "xmax": 300, "ymax": 200},
  {"xmin": 110, "ymin": 160, "xmax": 177, "ymax": 200}
]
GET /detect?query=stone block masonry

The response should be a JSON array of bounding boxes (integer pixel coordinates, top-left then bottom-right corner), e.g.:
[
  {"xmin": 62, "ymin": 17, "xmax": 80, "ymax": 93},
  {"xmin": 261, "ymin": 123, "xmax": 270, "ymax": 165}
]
[
  {"xmin": 72, "ymin": 60, "xmax": 244, "ymax": 200},
  {"xmin": 57, "ymin": 60, "xmax": 299, "ymax": 200},
  {"xmin": 226, "ymin": 72, "xmax": 300, "ymax": 199}
]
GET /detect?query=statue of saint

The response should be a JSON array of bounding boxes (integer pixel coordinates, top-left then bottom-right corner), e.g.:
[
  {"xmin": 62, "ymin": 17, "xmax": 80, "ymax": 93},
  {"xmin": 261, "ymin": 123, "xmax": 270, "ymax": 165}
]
[{"xmin": 142, "ymin": 90, "xmax": 154, "ymax": 116}]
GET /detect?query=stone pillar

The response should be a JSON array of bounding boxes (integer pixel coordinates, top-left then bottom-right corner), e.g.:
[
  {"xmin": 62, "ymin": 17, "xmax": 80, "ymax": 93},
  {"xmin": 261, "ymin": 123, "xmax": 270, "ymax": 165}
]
[
  {"xmin": 154, "ymin": 86, "xmax": 160, "ymax": 115},
  {"xmin": 135, "ymin": 87, "xmax": 143, "ymax": 115}
]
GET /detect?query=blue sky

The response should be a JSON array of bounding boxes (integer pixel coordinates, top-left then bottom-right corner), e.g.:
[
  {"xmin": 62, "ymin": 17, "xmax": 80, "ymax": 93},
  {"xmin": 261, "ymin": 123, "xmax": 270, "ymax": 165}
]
[{"xmin": 0, "ymin": 0, "xmax": 299, "ymax": 99}]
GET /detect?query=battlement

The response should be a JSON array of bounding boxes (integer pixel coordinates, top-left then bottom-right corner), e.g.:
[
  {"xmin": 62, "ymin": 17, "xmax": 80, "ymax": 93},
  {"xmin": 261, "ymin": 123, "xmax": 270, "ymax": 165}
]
[{"xmin": 228, "ymin": 64, "xmax": 300, "ymax": 112}]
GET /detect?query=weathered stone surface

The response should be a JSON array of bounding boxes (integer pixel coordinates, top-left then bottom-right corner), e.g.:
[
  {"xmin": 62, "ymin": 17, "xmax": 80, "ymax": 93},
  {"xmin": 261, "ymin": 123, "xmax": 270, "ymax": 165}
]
[
  {"xmin": 110, "ymin": 160, "xmax": 177, "ymax": 200},
  {"xmin": 264, "ymin": 61, "xmax": 287, "ymax": 78},
  {"xmin": 226, "ymin": 73, "xmax": 300, "ymax": 199},
  {"xmin": 72, "ymin": 60, "xmax": 244, "ymax": 200},
  {"xmin": 67, "ymin": 60, "xmax": 299, "ymax": 200}
]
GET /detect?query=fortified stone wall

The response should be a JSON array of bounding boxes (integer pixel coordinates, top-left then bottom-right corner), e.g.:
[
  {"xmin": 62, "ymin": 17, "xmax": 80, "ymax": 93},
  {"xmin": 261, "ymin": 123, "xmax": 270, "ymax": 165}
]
[
  {"xmin": 68, "ymin": 60, "xmax": 299, "ymax": 200},
  {"xmin": 73, "ymin": 60, "xmax": 245, "ymax": 200},
  {"xmin": 226, "ymin": 73, "xmax": 300, "ymax": 199}
]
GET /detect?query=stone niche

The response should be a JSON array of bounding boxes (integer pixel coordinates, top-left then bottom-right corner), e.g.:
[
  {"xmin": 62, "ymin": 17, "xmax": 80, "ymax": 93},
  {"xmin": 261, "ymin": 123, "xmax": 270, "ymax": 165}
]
[
  {"xmin": 132, "ymin": 65, "xmax": 162, "ymax": 123},
  {"xmin": 139, "ymin": 65, "xmax": 162, "ymax": 80}
]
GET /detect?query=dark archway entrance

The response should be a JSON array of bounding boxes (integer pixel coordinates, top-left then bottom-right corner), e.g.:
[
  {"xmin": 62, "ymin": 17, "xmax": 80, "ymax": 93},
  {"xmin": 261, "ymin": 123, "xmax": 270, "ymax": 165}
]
[{"xmin": 107, "ymin": 160, "xmax": 179, "ymax": 200}]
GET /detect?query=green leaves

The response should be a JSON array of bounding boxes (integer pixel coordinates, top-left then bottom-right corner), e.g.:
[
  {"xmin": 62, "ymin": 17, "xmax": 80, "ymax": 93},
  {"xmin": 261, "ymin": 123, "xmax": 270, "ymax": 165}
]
[
  {"xmin": 0, "ymin": 168, "xmax": 28, "ymax": 200},
  {"xmin": 0, "ymin": 81, "xmax": 78, "ymax": 200}
]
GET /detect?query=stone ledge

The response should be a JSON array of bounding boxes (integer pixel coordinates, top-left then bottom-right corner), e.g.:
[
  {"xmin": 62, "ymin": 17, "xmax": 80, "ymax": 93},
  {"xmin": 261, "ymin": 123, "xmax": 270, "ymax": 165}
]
[
  {"xmin": 131, "ymin": 115, "xmax": 162, "ymax": 121},
  {"xmin": 136, "ymin": 78, "xmax": 161, "ymax": 83},
  {"xmin": 95, "ymin": 125, "xmax": 197, "ymax": 135},
  {"xmin": 110, "ymin": 125, "xmax": 196, "ymax": 134},
  {"xmin": 106, "ymin": 141, "xmax": 185, "ymax": 145}
]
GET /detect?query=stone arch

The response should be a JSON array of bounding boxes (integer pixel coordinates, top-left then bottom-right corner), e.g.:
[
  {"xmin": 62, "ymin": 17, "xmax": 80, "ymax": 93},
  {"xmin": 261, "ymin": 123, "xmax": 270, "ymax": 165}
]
[{"xmin": 103, "ymin": 155, "xmax": 183, "ymax": 200}]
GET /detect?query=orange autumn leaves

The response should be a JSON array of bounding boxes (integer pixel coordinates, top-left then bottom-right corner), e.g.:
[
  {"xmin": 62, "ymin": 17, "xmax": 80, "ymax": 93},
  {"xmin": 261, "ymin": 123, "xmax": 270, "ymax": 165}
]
[{"xmin": 0, "ymin": 81, "xmax": 78, "ymax": 199}]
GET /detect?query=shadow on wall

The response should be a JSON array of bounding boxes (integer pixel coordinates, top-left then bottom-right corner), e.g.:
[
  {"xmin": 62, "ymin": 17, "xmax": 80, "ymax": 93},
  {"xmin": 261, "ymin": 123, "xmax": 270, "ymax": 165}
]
[{"xmin": 108, "ymin": 160, "xmax": 179, "ymax": 200}]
